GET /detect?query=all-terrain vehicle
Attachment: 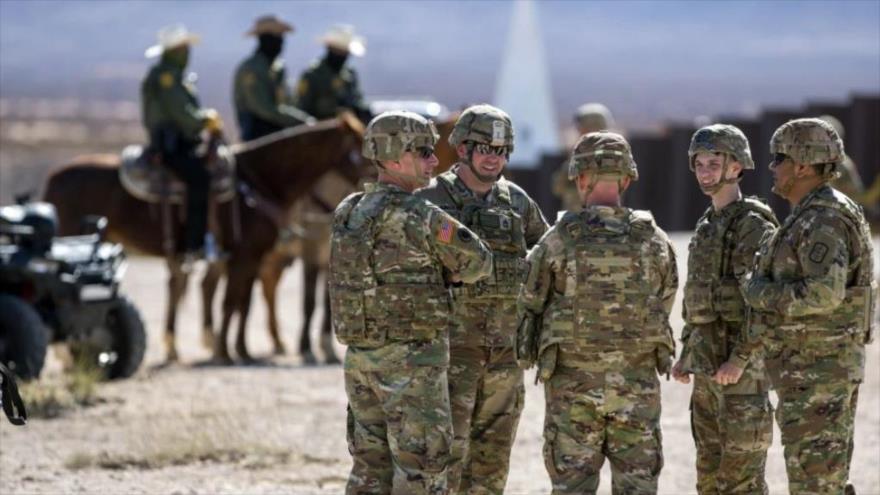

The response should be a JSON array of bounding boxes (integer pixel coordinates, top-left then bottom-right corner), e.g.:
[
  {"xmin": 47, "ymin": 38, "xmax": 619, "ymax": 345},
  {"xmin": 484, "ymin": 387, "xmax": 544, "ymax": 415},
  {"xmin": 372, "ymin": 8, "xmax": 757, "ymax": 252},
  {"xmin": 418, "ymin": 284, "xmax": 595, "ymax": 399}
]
[{"xmin": 0, "ymin": 199, "xmax": 146, "ymax": 380}]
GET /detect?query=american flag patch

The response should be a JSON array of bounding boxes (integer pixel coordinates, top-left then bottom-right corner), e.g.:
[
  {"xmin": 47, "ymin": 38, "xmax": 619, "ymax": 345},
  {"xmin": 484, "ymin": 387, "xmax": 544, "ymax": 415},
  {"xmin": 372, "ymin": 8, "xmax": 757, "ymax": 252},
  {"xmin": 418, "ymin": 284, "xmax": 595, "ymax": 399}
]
[{"xmin": 438, "ymin": 218, "xmax": 455, "ymax": 244}]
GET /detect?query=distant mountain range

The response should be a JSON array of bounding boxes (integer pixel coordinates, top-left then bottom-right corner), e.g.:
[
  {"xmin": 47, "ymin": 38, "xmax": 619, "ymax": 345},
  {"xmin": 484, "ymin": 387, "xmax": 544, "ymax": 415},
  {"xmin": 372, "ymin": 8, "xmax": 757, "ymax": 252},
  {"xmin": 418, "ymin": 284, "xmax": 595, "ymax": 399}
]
[{"xmin": 1, "ymin": 0, "xmax": 878, "ymax": 131}]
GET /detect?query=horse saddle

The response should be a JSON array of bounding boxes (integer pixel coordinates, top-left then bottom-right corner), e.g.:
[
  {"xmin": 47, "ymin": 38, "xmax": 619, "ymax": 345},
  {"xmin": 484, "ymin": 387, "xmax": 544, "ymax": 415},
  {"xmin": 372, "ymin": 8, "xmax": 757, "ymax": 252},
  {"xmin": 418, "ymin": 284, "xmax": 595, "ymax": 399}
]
[{"xmin": 118, "ymin": 145, "xmax": 236, "ymax": 205}]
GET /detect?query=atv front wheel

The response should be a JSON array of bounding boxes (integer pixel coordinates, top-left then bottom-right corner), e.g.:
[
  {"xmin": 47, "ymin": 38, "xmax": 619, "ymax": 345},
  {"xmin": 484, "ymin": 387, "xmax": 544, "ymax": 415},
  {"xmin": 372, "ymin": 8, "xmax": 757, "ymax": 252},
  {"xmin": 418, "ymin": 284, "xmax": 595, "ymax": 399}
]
[
  {"xmin": 71, "ymin": 297, "xmax": 146, "ymax": 380},
  {"xmin": 0, "ymin": 294, "xmax": 49, "ymax": 380}
]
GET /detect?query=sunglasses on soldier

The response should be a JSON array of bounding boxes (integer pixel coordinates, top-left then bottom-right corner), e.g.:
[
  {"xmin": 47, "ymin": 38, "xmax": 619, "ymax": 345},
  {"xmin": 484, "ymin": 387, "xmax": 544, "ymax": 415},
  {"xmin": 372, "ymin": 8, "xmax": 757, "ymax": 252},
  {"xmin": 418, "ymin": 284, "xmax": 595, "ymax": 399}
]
[
  {"xmin": 411, "ymin": 146, "xmax": 434, "ymax": 159},
  {"xmin": 472, "ymin": 143, "xmax": 511, "ymax": 157},
  {"xmin": 771, "ymin": 153, "xmax": 791, "ymax": 168}
]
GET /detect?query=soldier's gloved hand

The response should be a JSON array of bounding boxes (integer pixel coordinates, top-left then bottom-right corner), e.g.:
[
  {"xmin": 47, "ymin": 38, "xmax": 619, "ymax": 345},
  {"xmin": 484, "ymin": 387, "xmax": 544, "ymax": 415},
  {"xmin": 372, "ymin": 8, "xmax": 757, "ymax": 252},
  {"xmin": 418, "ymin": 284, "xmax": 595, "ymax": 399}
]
[{"xmin": 203, "ymin": 108, "xmax": 224, "ymax": 135}]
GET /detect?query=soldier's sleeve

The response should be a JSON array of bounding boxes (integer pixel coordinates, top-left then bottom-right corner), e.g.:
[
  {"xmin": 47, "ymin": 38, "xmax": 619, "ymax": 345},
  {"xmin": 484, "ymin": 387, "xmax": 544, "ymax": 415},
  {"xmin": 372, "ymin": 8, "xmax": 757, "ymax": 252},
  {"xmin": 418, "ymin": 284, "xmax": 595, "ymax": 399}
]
[
  {"xmin": 517, "ymin": 239, "xmax": 554, "ymax": 316},
  {"xmin": 515, "ymin": 237, "xmax": 554, "ymax": 367},
  {"xmin": 655, "ymin": 234, "xmax": 679, "ymax": 314},
  {"xmin": 524, "ymin": 197, "xmax": 550, "ymax": 248},
  {"xmin": 727, "ymin": 213, "xmax": 777, "ymax": 368},
  {"xmin": 424, "ymin": 205, "xmax": 492, "ymax": 284},
  {"xmin": 157, "ymin": 73, "xmax": 207, "ymax": 137},
  {"xmin": 239, "ymin": 68, "xmax": 310, "ymax": 127},
  {"xmin": 746, "ymin": 211, "xmax": 849, "ymax": 317}
]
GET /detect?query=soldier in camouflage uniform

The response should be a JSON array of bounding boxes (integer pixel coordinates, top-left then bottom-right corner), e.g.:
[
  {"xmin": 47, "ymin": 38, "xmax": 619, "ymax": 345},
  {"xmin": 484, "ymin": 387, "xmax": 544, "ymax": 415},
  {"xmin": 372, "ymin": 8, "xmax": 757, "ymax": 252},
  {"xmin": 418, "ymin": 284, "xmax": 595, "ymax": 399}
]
[
  {"xmin": 552, "ymin": 103, "xmax": 614, "ymax": 213},
  {"xmin": 329, "ymin": 111, "xmax": 494, "ymax": 494},
  {"xmin": 141, "ymin": 25, "xmax": 223, "ymax": 256},
  {"xmin": 296, "ymin": 24, "xmax": 372, "ymax": 123},
  {"xmin": 233, "ymin": 15, "xmax": 313, "ymax": 141},
  {"xmin": 670, "ymin": 125, "xmax": 778, "ymax": 494},
  {"xmin": 415, "ymin": 104, "xmax": 549, "ymax": 494},
  {"xmin": 743, "ymin": 118, "xmax": 877, "ymax": 495},
  {"xmin": 516, "ymin": 132, "xmax": 678, "ymax": 494}
]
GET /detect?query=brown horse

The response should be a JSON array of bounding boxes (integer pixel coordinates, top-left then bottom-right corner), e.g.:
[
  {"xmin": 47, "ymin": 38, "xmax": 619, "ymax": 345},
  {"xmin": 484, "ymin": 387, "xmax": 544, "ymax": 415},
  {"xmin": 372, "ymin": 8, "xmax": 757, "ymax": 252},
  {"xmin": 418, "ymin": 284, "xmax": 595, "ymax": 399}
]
[
  {"xmin": 257, "ymin": 170, "xmax": 360, "ymax": 364},
  {"xmin": 250, "ymin": 111, "xmax": 461, "ymax": 366},
  {"xmin": 43, "ymin": 114, "xmax": 366, "ymax": 363}
]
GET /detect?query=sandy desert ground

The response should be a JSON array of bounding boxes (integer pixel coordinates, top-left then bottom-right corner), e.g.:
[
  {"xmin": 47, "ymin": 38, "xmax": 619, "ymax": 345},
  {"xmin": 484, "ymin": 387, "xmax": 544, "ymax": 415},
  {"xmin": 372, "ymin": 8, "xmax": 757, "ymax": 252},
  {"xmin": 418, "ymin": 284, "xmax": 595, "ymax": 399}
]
[{"xmin": 1, "ymin": 234, "xmax": 879, "ymax": 495}]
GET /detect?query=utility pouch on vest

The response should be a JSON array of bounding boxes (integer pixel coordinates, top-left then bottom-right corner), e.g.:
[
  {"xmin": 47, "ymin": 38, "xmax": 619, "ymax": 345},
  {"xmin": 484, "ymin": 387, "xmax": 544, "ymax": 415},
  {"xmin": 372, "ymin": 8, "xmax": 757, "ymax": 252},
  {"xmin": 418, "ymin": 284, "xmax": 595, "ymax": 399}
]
[
  {"xmin": 329, "ymin": 193, "xmax": 388, "ymax": 348},
  {"xmin": 684, "ymin": 280, "xmax": 718, "ymax": 324},
  {"xmin": 374, "ymin": 284, "xmax": 447, "ymax": 342},
  {"xmin": 715, "ymin": 278, "xmax": 746, "ymax": 323}
]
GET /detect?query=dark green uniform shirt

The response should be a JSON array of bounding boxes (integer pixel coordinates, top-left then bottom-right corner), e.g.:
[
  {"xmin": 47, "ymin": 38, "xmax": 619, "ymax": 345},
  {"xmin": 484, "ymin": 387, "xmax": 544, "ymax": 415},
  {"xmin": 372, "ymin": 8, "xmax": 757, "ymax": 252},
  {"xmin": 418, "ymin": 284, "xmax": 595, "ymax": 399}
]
[
  {"xmin": 295, "ymin": 56, "xmax": 370, "ymax": 121},
  {"xmin": 141, "ymin": 59, "xmax": 207, "ymax": 142},
  {"xmin": 233, "ymin": 51, "xmax": 311, "ymax": 140}
]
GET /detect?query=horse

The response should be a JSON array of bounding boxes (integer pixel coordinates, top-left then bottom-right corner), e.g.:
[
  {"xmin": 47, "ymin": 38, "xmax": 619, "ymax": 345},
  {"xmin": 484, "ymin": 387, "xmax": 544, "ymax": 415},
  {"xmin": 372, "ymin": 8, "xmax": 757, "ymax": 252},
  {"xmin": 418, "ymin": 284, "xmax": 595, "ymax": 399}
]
[
  {"xmin": 43, "ymin": 114, "xmax": 366, "ymax": 363},
  {"xmin": 250, "ymin": 111, "xmax": 461, "ymax": 366}
]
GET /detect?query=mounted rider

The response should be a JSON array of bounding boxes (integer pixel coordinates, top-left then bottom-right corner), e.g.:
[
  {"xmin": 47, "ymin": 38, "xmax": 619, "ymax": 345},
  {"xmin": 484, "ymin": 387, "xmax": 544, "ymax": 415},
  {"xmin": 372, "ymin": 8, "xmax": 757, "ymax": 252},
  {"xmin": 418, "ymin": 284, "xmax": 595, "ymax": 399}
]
[
  {"xmin": 295, "ymin": 24, "xmax": 372, "ymax": 124},
  {"xmin": 141, "ymin": 25, "xmax": 223, "ymax": 259},
  {"xmin": 233, "ymin": 15, "xmax": 313, "ymax": 142}
]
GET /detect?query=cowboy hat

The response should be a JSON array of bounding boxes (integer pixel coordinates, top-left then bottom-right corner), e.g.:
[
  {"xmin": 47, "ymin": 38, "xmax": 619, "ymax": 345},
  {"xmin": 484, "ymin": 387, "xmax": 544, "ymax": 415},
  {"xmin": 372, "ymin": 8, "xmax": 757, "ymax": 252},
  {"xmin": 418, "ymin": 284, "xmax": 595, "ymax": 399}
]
[
  {"xmin": 319, "ymin": 24, "xmax": 366, "ymax": 57},
  {"xmin": 245, "ymin": 15, "xmax": 293, "ymax": 36},
  {"xmin": 145, "ymin": 24, "xmax": 201, "ymax": 58}
]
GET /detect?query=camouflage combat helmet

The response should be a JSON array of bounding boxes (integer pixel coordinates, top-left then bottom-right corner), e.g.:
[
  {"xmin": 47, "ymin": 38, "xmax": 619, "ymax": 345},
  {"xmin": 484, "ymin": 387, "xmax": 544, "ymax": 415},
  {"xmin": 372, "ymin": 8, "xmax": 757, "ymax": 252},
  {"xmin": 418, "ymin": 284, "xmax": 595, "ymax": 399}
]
[
  {"xmin": 818, "ymin": 114, "xmax": 845, "ymax": 141},
  {"xmin": 770, "ymin": 118, "xmax": 844, "ymax": 168},
  {"xmin": 363, "ymin": 110, "xmax": 439, "ymax": 162},
  {"xmin": 568, "ymin": 131, "xmax": 638, "ymax": 181},
  {"xmin": 574, "ymin": 102, "xmax": 614, "ymax": 132},
  {"xmin": 448, "ymin": 104, "xmax": 515, "ymax": 151},
  {"xmin": 688, "ymin": 124, "xmax": 755, "ymax": 170}
]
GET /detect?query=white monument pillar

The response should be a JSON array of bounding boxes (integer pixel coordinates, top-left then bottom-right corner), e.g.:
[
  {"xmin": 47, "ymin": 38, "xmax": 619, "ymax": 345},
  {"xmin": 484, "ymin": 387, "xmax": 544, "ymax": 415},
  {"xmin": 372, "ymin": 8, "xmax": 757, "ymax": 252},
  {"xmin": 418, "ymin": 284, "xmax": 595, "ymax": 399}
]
[{"xmin": 493, "ymin": 0, "xmax": 560, "ymax": 168}]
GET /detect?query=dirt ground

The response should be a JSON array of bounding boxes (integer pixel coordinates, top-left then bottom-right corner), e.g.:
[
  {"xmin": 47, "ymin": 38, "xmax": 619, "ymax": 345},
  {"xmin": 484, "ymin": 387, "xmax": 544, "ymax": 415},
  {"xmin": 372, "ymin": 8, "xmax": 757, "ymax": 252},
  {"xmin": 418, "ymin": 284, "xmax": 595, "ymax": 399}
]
[{"xmin": 2, "ymin": 234, "xmax": 879, "ymax": 495}]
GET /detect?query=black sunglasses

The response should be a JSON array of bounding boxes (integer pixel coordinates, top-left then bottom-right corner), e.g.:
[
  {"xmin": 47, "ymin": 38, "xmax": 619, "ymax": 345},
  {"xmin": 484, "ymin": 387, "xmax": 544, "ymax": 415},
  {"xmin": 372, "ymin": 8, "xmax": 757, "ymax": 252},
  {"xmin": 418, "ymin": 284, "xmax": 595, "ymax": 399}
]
[
  {"xmin": 472, "ymin": 143, "xmax": 511, "ymax": 157},
  {"xmin": 772, "ymin": 153, "xmax": 790, "ymax": 166},
  {"xmin": 412, "ymin": 146, "xmax": 434, "ymax": 159}
]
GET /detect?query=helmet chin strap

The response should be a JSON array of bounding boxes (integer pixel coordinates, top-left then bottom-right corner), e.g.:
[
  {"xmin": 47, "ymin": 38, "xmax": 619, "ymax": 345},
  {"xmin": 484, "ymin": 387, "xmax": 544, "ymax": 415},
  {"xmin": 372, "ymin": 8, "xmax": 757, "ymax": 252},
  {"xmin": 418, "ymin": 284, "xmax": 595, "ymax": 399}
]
[
  {"xmin": 771, "ymin": 176, "xmax": 796, "ymax": 197},
  {"xmin": 698, "ymin": 155, "xmax": 741, "ymax": 194},
  {"xmin": 463, "ymin": 144, "xmax": 500, "ymax": 184},
  {"xmin": 379, "ymin": 160, "xmax": 429, "ymax": 188}
]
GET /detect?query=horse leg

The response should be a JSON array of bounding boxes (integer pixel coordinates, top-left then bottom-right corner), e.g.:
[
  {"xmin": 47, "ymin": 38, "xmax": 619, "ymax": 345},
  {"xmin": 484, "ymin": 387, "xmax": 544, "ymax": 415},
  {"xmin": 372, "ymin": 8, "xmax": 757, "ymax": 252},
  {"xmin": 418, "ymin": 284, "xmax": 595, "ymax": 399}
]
[
  {"xmin": 234, "ymin": 270, "xmax": 258, "ymax": 363},
  {"xmin": 200, "ymin": 260, "xmax": 225, "ymax": 351},
  {"xmin": 299, "ymin": 262, "xmax": 320, "ymax": 366},
  {"xmin": 164, "ymin": 259, "xmax": 189, "ymax": 362},
  {"xmin": 258, "ymin": 251, "xmax": 288, "ymax": 355},
  {"xmin": 318, "ymin": 273, "xmax": 340, "ymax": 365},
  {"xmin": 214, "ymin": 263, "xmax": 244, "ymax": 365}
]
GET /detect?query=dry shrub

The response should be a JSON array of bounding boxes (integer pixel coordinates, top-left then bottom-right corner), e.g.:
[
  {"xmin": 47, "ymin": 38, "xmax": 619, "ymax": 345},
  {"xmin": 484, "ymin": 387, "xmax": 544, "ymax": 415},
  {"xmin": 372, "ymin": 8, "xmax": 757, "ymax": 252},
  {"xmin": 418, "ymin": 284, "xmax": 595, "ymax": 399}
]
[
  {"xmin": 20, "ymin": 358, "xmax": 102, "ymax": 418},
  {"xmin": 65, "ymin": 409, "xmax": 292, "ymax": 471}
]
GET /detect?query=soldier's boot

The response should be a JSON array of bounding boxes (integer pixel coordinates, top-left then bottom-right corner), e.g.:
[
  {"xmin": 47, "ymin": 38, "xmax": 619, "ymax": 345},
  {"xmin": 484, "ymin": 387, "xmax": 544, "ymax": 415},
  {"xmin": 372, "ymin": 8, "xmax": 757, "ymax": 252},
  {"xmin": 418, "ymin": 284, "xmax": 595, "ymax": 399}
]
[{"xmin": 321, "ymin": 332, "xmax": 340, "ymax": 365}]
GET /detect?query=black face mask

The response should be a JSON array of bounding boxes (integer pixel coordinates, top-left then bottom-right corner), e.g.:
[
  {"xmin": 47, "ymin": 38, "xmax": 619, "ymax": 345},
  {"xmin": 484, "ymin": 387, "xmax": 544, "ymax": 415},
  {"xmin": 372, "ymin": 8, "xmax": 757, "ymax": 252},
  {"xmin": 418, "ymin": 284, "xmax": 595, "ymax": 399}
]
[
  {"xmin": 325, "ymin": 48, "xmax": 349, "ymax": 72},
  {"xmin": 162, "ymin": 46, "xmax": 190, "ymax": 69},
  {"xmin": 258, "ymin": 34, "xmax": 284, "ymax": 60}
]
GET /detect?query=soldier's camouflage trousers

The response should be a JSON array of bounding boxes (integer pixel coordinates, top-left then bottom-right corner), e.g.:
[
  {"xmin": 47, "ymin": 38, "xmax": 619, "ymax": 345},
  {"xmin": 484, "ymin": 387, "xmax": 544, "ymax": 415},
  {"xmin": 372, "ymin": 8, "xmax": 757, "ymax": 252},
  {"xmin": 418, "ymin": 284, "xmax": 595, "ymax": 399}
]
[
  {"xmin": 447, "ymin": 345, "xmax": 524, "ymax": 494},
  {"xmin": 344, "ymin": 366, "xmax": 453, "ymax": 495},
  {"xmin": 765, "ymin": 339, "xmax": 863, "ymax": 495},
  {"xmin": 543, "ymin": 365, "xmax": 663, "ymax": 495},
  {"xmin": 690, "ymin": 375, "xmax": 772, "ymax": 495}
]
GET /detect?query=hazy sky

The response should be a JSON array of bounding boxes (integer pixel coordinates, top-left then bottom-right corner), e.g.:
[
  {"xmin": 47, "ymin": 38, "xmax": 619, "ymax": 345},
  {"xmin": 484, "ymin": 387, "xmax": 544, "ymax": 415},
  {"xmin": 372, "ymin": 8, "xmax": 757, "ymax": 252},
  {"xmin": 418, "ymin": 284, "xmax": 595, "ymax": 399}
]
[{"xmin": 1, "ymin": 0, "xmax": 878, "ymax": 130}]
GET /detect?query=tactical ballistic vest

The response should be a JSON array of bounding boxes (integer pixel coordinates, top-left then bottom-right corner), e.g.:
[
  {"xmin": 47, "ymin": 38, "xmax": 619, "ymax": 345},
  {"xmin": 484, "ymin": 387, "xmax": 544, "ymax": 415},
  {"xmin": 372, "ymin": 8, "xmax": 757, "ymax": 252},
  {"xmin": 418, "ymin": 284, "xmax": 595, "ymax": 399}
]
[
  {"xmin": 757, "ymin": 188, "xmax": 876, "ymax": 344},
  {"xmin": 684, "ymin": 198, "xmax": 778, "ymax": 325},
  {"xmin": 329, "ymin": 191, "xmax": 452, "ymax": 348},
  {"xmin": 436, "ymin": 175, "xmax": 528, "ymax": 300},
  {"xmin": 538, "ymin": 209, "xmax": 674, "ymax": 355}
]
